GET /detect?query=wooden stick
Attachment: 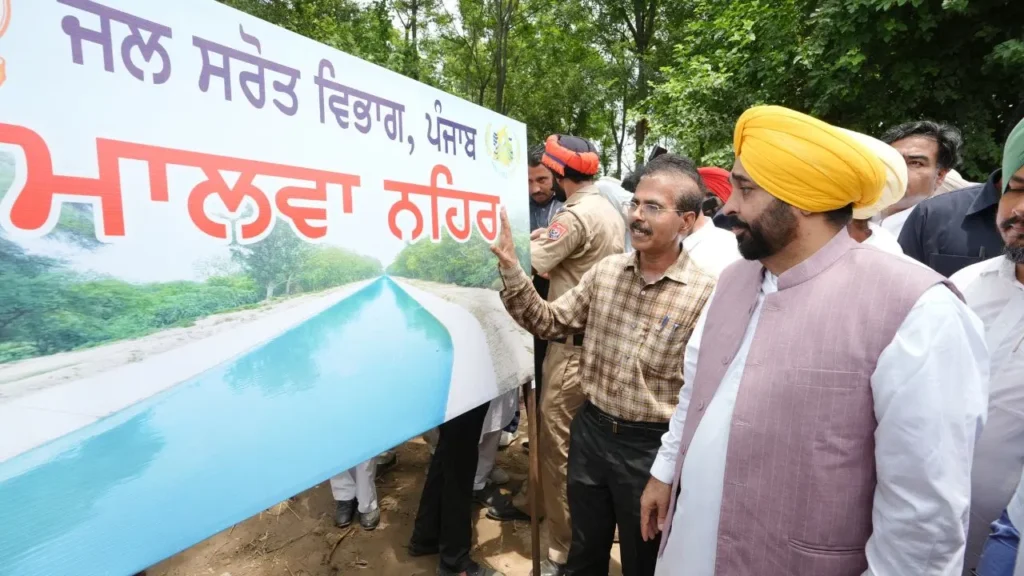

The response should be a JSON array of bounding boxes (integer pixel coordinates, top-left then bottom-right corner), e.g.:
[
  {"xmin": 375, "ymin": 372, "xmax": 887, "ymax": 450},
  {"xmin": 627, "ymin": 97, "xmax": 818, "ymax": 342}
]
[
  {"xmin": 525, "ymin": 379, "xmax": 541, "ymax": 576},
  {"xmin": 328, "ymin": 527, "xmax": 355, "ymax": 563}
]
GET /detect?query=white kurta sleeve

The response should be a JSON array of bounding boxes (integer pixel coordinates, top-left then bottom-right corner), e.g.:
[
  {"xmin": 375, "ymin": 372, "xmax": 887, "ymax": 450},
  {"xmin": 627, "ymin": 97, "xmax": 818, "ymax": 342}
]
[
  {"xmin": 863, "ymin": 285, "xmax": 990, "ymax": 576},
  {"xmin": 650, "ymin": 290, "xmax": 713, "ymax": 484}
]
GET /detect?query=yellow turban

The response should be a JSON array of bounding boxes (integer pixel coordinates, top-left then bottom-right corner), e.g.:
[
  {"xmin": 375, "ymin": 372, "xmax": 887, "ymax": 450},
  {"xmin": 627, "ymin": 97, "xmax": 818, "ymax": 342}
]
[
  {"xmin": 838, "ymin": 128, "xmax": 908, "ymax": 220},
  {"xmin": 733, "ymin": 106, "xmax": 886, "ymax": 212}
]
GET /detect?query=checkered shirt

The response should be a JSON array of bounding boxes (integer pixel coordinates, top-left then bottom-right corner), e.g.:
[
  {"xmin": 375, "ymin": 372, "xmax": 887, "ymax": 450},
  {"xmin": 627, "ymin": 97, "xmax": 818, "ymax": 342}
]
[{"xmin": 499, "ymin": 248, "xmax": 716, "ymax": 422}]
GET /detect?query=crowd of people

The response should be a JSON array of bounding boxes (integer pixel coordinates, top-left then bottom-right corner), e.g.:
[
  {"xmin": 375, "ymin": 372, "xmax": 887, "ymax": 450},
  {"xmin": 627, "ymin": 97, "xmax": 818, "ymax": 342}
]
[{"xmin": 315, "ymin": 103, "xmax": 1024, "ymax": 576}]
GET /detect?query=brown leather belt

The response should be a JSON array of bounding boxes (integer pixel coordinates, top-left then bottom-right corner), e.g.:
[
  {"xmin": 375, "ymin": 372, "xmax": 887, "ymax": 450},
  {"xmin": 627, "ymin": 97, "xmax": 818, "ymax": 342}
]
[{"xmin": 551, "ymin": 333, "xmax": 585, "ymax": 347}]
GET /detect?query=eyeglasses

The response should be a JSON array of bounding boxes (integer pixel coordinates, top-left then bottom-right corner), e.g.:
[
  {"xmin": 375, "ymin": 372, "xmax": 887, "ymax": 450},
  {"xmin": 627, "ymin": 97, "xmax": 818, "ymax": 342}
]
[{"xmin": 621, "ymin": 201, "xmax": 683, "ymax": 218}]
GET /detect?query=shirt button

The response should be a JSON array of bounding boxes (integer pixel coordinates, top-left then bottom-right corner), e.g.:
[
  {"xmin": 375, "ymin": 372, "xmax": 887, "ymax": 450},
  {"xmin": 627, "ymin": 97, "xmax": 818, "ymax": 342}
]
[
  {"xmin": 632, "ymin": 323, "xmax": 637, "ymax": 329},
  {"xmin": 697, "ymin": 400, "xmax": 705, "ymax": 412},
  {"xmin": 721, "ymin": 356, "xmax": 730, "ymax": 365},
  {"xmin": 640, "ymin": 290, "xmax": 646, "ymax": 296}
]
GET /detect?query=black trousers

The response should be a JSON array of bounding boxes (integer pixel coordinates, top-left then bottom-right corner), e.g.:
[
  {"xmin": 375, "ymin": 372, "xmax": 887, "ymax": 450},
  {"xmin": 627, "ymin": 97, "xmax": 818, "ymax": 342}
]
[
  {"xmin": 566, "ymin": 402, "xmax": 666, "ymax": 576},
  {"xmin": 533, "ymin": 274, "xmax": 551, "ymax": 398},
  {"xmin": 412, "ymin": 401, "xmax": 490, "ymax": 572}
]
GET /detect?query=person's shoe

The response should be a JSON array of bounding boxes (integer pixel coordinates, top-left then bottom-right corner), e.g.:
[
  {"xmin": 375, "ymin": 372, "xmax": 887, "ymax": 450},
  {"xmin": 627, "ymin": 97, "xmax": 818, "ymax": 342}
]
[
  {"xmin": 375, "ymin": 450, "xmax": 398, "ymax": 478},
  {"xmin": 359, "ymin": 506, "xmax": 380, "ymax": 530},
  {"xmin": 498, "ymin": 430, "xmax": 518, "ymax": 449},
  {"xmin": 334, "ymin": 499, "xmax": 356, "ymax": 528},
  {"xmin": 438, "ymin": 560, "xmax": 505, "ymax": 576},
  {"xmin": 486, "ymin": 493, "xmax": 530, "ymax": 522},
  {"xmin": 530, "ymin": 559, "xmax": 566, "ymax": 576},
  {"xmin": 488, "ymin": 467, "xmax": 510, "ymax": 486},
  {"xmin": 407, "ymin": 539, "xmax": 439, "ymax": 557},
  {"xmin": 522, "ymin": 439, "xmax": 529, "ymax": 452},
  {"xmin": 473, "ymin": 485, "xmax": 498, "ymax": 507}
]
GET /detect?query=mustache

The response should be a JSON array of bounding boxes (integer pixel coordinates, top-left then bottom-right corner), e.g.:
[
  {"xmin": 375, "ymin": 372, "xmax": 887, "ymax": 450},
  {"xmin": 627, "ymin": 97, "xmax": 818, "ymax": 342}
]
[
  {"xmin": 630, "ymin": 221, "xmax": 651, "ymax": 234},
  {"xmin": 730, "ymin": 218, "xmax": 750, "ymax": 231},
  {"xmin": 1001, "ymin": 215, "xmax": 1023, "ymax": 230}
]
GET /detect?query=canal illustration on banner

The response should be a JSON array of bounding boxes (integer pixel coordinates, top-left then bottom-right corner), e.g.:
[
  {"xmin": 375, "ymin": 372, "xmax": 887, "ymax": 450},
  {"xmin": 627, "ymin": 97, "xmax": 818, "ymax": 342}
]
[{"xmin": 0, "ymin": 1, "xmax": 533, "ymax": 574}]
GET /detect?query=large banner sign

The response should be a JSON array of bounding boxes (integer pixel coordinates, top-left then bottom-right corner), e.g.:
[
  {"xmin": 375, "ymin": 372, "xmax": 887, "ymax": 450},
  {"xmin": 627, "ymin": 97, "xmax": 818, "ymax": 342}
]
[{"xmin": 0, "ymin": 1, "xmax": 532, "ymax": 574}]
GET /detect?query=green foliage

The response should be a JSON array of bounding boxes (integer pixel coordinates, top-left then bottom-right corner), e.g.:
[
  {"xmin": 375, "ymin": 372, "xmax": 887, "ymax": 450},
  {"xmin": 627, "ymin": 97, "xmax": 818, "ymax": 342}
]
[
  {"xmin": 298, "ymin": 247, "xmax": 384, "ymax": 292},
  {"xmin": 219, "ymin": 0, "xmax": 399, "ymax": 66},
  {"xmin": 387, "ymin": 233, "xmax": 529, "ymax": 288},
  {"xmin": 0, "ymin": 227, "xmax": 382, "ymax": 362},
  {"xmin": 231, "ymin": 222, "xmax": 312, "ymax": 299},
  {"xmin": 651, "ymin": 0, "xmax": 1024, "ymax": 178}
]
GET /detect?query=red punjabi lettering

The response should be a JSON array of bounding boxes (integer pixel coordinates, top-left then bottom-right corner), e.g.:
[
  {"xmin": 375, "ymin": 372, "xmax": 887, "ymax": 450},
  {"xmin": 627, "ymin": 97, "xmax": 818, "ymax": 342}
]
[
  {"xmin": 0, "ymin": 123, "xmax": 360, "ymax": 243},
  {"xmin": 383, "ymin": 164, "xmax": 500, "ymax": 243}
]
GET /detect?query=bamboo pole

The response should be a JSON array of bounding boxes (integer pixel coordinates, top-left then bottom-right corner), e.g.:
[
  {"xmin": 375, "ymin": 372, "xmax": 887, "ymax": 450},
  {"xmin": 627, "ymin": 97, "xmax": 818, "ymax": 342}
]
[{"xmin": 525, "ymin": 379, "xmax": 541, "ymax": 576}]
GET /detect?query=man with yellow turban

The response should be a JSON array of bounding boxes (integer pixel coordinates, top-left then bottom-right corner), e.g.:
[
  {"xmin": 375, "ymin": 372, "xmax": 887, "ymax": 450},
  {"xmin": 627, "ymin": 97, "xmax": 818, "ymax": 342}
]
[{"xmin": 639, "ymin": 105, "xmax": 989, "ymax": 576}]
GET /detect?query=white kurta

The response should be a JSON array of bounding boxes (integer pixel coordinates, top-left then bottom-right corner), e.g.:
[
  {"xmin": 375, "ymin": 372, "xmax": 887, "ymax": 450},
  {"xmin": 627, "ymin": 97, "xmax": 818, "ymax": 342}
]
[
  {"xmin": 863, "ymin": 222, "xmax": 904, "ymax": 255},
  {"xmin": 880, "ymin": 207, "xmax": 912, "ymax": 239},
  {"xmin": 682, "ymin": 221, "xmax": 741, "ymax": 279},
  {"xmin": 951, "ymin": 256, "xmax": 1024, "ymax": 572},
  {"xmin": 651, "ymin": 276, "xmax": 990, "ymax": 576}
]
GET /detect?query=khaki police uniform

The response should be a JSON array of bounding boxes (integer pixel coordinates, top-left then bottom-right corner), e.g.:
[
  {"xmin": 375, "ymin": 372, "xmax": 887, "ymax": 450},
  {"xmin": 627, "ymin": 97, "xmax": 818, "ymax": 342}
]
[{"xmin": 528, "ymin": 184, "xmax": 625, "ymax": 564}]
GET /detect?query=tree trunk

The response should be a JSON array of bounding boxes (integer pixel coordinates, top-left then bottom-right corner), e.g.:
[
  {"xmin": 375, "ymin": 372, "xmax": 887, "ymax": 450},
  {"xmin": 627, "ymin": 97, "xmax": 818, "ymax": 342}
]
[
  {"xmin": 492, "ymin": 0, "xmax": 517, "ymax": 114},
  {"xmin": 615, "ymin": 89, "xmax": 628, "ymax": 177},
  {"xmin": 410, "ymin": 0, "xmax": 420, "ymax": 80},
  {"xmin": 265, "ymin": 283, "xmax": 274, "ymax": 301}
]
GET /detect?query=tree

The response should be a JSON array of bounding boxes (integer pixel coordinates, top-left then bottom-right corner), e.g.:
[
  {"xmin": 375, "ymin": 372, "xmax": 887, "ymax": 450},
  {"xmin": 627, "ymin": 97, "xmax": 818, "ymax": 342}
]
[
  {"xmin": 649, "ymin": 0, "xmax": 1024, "ymax": 177},
  {"xmin": 231, "ymin": 221, "xmax": 311, "ymax": 300},
  {"xmin": 0, "ymin": 236, "xmax": 66, "ymax": 337},
  {"xmin": 388, "ymin": 233, "xmax": 529, "ymax": 288}
]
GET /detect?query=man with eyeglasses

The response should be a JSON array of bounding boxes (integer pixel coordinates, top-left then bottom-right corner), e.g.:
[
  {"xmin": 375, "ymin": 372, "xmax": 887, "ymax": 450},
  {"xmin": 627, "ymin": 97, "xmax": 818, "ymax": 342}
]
[
  {"xmin": 491, "ymin": 152, "xmax": 717, "ymax": 576},
  {"xmin": 484, "ymin": 134, "xmax": 624, "ymax": 576}
]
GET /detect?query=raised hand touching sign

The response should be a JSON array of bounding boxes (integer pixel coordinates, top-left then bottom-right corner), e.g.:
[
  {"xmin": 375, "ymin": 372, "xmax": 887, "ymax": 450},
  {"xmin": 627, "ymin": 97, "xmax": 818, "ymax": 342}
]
[{"xmin": 490, "ymin": 206, "xmax": 519, "ymax": 269}]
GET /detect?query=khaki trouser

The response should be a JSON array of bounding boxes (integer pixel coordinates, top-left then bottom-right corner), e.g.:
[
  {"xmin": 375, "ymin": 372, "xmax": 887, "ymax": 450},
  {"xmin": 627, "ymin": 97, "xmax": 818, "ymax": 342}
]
[{"xmin": 537, "ymin": 341, "xmax": 586, "ymax": 564}]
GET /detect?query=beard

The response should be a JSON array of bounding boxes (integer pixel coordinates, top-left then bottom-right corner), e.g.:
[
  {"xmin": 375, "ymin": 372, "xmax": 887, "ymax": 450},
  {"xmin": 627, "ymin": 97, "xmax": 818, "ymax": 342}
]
[
  {"xmin": 1001, "ymin": 215, "xmax": 1024, "ymax": 264},
  {"xmin": 553, "ymin": 178, "xmax": 567, "ymax": 202},
  {"xmin": 732, "ymin": 198, "xmax": 798, "ymax": 261},
  {"xmin": 1006, "ymin": 245, "xmax": 1024, "ymax": 264}
]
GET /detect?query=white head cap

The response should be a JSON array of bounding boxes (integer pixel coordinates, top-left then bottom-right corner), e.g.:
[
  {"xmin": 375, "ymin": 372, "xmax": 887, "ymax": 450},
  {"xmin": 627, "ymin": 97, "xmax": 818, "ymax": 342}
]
[{"xmin": 840, "ymin": 128, "xmax": 909, "ymax": 220}]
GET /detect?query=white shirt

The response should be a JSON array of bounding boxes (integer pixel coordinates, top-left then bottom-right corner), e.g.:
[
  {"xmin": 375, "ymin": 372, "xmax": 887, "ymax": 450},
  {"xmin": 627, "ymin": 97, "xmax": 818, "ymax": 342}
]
[
  {"xmin": 596, "ymin": 177, "xmax": 634, "ymax": 252},
  {"xmin": 682, "ymin": 220, "xmax": 741, "ymax": 278},
  {"xmin": 951, "ymin": 256, "xmax": 1024, "ymax": 571},
  {"xmin": 880, "ymin": 208, "xmax": 912, "ymax": 239},
  {"xmin": 863, "ymin": 222, "xmax": 904, "ymax": 255},
  {"xmin": 652, "ymin": 277, "xmax": 989, "ymax": 576}
]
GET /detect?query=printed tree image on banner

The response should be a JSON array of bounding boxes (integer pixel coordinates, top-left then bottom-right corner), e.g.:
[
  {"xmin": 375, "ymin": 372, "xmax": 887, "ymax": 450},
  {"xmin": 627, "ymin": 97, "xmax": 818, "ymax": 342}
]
[{"xmin": 0, "ymin": 2, "xmax": 532, "ymax": 574}]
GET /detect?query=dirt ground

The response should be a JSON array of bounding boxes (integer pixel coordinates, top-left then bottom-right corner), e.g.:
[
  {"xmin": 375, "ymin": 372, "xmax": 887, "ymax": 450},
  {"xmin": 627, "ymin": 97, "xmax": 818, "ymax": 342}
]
[{"xmin": 151, "ymin": 413, "xmax": 622, "ymax": 576}]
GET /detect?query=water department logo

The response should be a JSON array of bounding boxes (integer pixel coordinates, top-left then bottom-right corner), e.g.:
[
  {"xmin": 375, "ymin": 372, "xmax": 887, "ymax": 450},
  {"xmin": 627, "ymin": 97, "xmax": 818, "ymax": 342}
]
[{"xmin": 485, "ymin": 123, "xmax": 520, "ymax": 178}]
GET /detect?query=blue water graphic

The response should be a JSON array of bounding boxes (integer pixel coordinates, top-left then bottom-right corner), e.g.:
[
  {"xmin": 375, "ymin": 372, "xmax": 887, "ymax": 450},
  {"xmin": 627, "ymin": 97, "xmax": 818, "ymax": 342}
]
[{"xmin": 0, "ymin": 276, "xmax": 453, "ymax": 576}]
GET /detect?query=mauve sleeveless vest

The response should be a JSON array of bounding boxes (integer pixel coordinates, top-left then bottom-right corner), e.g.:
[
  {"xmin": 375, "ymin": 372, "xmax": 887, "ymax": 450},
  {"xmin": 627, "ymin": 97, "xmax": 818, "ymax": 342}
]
[{"xmin": 659, "ymin": 230, "xmax": 959, "ymax": 575}]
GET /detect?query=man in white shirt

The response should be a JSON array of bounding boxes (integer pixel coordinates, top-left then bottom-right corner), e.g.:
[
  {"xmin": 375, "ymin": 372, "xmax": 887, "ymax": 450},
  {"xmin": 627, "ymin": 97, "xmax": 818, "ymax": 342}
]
[
  {"xmin": 684, "ymin": 170, "xmax": 741, "ymax": 277},
  {"xmin": 954, "ymin": 117, "xmax": 1024, "ymax": 575},
  {"xmin": 878, "ymin": 120, "xmax": 964, "ymax": 237},
  {"xmin": 840, "ymin": 128, "xmax": 908, "ymax": 256},
  {"xmin": 640, "ymin": 105, "xmax": 989, "ymax": 576},
  {"xmin": 597, "ymin": 175, "xmax": 635, "ymax": 251}
]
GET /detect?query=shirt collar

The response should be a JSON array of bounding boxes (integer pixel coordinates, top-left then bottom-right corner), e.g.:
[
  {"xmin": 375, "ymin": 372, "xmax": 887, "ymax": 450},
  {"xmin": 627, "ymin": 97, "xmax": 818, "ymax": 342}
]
[
  {"xmin": 991, "ymin": 256, "xmax": 1019, "ymax": 282},
  {"xmin": 564, "ymin": 184, "xmax": 598, "ymax": 207},
  {"xmin": 682, "ymin": 220, "xmax": 712, "ymax": 251},
  {"xmin": 623, "ymin": 242, "xmax": 694, "ymax": 284},
  {"xmin": 966, "ymin": 170, "xmax": 1003, "ymax": 216}
]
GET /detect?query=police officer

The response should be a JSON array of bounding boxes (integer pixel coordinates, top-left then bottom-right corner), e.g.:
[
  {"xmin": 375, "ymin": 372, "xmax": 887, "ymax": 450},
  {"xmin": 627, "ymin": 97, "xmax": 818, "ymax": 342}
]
[{"xmin": 489, "ymin": 134, "xmax": 625, "ymax": 576}]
